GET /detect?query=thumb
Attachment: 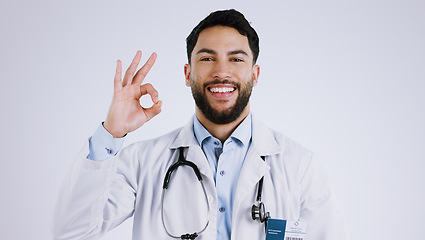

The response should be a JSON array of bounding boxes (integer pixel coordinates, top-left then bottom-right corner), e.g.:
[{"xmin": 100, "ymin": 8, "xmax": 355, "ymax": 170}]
[{"xmin": 144, "ymin": 100, "xmax": 162, "ymax": 122}]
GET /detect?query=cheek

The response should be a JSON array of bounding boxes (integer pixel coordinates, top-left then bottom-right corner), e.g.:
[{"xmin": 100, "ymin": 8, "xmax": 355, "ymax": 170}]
[
  {"xmin": 193, "ymin": 67, "xmax": 209, "ymax": 79},
  {"xmin": 189, "ymin": 75, "xmax": 201, "ymax": 89},
  {"xmin": 189, "ymin": 71, "xmax": 208, "ymax": 87},
  {"xmin": 235, "ymin": 70, "xmax": 253, "ymax": 82}
]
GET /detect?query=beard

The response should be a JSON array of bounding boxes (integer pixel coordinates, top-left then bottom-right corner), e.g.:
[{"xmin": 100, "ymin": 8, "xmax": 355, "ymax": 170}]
[{"xmin": 190, "ymin": 77, "xmax": 253, "ymax": 125}]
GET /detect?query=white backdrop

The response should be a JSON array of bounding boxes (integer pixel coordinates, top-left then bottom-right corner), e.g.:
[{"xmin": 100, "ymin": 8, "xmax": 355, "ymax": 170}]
[{"xmin": 1, "ymin": 0, "xmax": 424, "ymax": 239}]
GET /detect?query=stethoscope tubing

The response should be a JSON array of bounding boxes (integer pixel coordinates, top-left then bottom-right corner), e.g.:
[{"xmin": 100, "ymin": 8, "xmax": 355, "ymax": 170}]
[
  {"xmin": 161, "ymin": 148, "xmax": 269, "ymax": 239},
  {"xmin": 161, "ymin": 148, "xmax": 210, "ymax": 239}
]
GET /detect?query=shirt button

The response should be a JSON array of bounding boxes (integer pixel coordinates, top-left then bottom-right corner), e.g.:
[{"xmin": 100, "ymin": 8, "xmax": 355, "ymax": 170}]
[
  {"xmin": 219, "ymin": 170, "xmax": 225, "ymax": 176},
  {"xmin": 105, "ymin": 148, "xmax": 113, "ymax": 155},
  {"xmin": 219, "ymin": 206, "xmax": 225, "ymax": 212}
]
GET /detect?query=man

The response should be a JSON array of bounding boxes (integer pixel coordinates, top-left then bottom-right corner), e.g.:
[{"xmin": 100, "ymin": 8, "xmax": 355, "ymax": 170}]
[{"xmin": 53, "ymin": 9, "xmax": 348, "ymax": 240}]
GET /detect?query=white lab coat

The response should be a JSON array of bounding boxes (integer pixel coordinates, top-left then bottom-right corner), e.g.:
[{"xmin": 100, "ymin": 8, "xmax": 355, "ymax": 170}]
[{"xmin": 52, "ymin": 117, "xmax": 349, "ymax": 240}]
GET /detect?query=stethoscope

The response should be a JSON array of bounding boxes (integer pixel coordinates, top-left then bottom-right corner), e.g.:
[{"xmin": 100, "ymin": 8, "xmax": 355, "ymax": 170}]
[{"xmin": 161, "ymin": 147, "xmax": 270, "ymax": 239}]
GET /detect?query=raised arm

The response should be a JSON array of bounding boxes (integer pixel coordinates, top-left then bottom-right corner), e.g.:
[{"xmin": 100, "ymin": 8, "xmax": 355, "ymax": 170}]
[{"xmin": 52, "ymin": 52, "xmax": 163, "ymax": 239}]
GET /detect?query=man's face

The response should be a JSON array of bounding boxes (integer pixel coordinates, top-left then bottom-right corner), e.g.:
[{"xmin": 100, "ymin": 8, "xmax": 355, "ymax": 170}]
[{"xmin": 184, "ymin": 26, "xmax": 260, "ymax": 125}]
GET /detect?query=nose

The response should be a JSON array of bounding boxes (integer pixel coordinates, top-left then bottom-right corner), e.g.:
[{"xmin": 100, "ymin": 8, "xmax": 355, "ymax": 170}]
[{"xmin": 212, "ymin": 61, "xmax": 231, "ymax": 80}]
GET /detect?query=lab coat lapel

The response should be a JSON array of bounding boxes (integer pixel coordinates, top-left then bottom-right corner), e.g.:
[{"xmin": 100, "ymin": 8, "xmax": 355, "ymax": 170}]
[
  {"xmin": 232, "ymin": 149, "xmax": 269, "ymax": 220},
  {"xmin": 232, "ymin": 116, "xmax": 281, "ymax": 223},
  {"xmin": 170, "ymin": 118, "xmax": 214, "ymax": 182}
]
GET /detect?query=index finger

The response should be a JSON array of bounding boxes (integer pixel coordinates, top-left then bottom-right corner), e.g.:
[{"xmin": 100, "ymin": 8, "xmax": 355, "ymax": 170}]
[
  {"xmin": 113, "ymin": 60, "xmax": 123, "ymax": 92},
  {"xmin": 132, "ymin": 52, "xmax": 157, "ymax": 85}
]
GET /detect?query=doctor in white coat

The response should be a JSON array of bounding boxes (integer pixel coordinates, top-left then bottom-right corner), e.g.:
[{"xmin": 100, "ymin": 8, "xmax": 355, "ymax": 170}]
[{"xmin": 53, "ymin": 9, "xmax": 348, "ymax": 240}]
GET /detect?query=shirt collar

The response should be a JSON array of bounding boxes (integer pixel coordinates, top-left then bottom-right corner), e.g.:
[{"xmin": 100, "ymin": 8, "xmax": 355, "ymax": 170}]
[
  {"xmin": 193, "ymin": 113, "xmax": 252, "ymax": 147},
  {"xmin": 193, "ymin": 116, "xmax": 212, "ymax": 147},
  {"xmin": 171, "ymin": 114, "xmax": 281, "ymax": 156}
]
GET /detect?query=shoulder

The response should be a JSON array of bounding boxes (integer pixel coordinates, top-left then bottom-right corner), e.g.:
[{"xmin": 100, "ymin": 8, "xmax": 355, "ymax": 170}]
[
  {"xmin": 111, "ymin": 127, "xmax": 181, "ymax": 165},
  {"xmin": 122, "ymin": 127, "xmax": 183, "ymax": 155},
  {"xmin": 259, "ymin": 124, "xmax": 321, "ymax": 184},
  {"xmin": 112, "ymin": 127, "xmax": 185, "ymax": 173},
  {"xmin": 273, "ymin": 130, "xmax": 313, "ymax": 157},
  {"xmin": 251, "ymin": 116, "xmax": 313, "ymax": 159},
  {"xmin": 252, "ymin": 118, "xmax": 316, "ymax": 176}
]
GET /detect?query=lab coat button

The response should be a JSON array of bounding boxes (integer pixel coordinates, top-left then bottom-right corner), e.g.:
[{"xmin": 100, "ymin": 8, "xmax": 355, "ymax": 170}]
[{"xmin": 219, "ymin": 206, "xmax": 225, "ymax": 212}]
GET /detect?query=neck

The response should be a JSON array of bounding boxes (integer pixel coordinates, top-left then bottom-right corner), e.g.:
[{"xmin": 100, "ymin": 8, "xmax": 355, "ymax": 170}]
[{"xmin": 195, "ymin": 105, "xmax": 250, "ymax": 143}]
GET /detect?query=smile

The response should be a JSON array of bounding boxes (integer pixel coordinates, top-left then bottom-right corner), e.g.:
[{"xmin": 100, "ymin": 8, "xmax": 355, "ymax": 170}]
[{"xmin": 209, "ymin": 87, "xmax": 235, "ymax": 93}]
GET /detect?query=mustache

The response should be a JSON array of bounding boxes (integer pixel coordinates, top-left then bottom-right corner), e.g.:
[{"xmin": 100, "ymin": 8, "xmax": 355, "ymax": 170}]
[{"xmin": 202, "ymin": 79, "xmax": 240, "ymax": 89}]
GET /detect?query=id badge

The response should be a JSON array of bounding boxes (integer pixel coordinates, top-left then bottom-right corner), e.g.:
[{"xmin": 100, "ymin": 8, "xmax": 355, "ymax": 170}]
[{"xmin": 265, "ymin": 219, "xmax": 307, "ymax": 240}]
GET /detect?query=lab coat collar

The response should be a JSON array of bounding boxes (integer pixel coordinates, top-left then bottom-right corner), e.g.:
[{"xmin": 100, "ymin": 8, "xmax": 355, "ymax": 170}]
[
  {"xmin": 170, "ymin": 116, "xmax": 199, "ymax": 149},
  {"xmin": 169, "ymin": 117, "xmax": 214, "ymax": 182},
  {"xmin": 169, "ymin": 114, "xmax": 281, "ymax": 181},
  {"xmin": 250, "ymin": 114, "xmax": 282, "ymax": 156}
]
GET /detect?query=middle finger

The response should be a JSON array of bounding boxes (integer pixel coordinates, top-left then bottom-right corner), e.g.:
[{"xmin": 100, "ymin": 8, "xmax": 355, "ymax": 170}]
[{"xmin": 122, "ymin": 50, "xmax": 142, "ymax": 86}]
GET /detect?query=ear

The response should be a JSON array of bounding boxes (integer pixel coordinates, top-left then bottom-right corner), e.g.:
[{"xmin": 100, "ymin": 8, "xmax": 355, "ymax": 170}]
[
  {"xmin": 184, "ymin": 64, "xmax": 191, "ymax": 87},
  {"xmin": 252, "ymin": 64, "xmax": 260, "ymax": 86}
]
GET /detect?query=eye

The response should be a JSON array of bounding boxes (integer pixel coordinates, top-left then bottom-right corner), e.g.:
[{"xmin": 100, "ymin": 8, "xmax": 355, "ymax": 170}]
[
  {"xmin": 200, "ymin": 57, "xmax": 214, "ymax": 61},
  {"xmin": 230, "ymin": 58, "xmax": 244, "ymax": 62}
]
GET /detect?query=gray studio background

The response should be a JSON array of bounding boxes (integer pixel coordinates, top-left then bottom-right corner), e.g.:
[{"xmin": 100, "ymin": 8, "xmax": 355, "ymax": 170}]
[{"xmin": 1, "ymin": 0, "xmax": 424, "ymax": 239}]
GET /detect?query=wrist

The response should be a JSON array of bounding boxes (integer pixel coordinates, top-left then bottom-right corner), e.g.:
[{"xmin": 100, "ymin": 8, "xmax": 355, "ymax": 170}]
[{"xmin": 102, "ymin": 121, "xmax": 127, "ymax": 138}]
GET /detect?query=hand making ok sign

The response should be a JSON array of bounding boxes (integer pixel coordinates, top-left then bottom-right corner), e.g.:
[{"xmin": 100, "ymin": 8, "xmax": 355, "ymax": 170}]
[{"xmin": 104, "ymin": 51, "xmax": 162, "ymax": 138}]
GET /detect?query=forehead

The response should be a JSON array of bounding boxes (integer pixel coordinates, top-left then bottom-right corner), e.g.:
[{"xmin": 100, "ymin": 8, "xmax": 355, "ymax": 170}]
[{"xmin": 193, "ymin": 26, "xmax": 252, "ymax": 56}]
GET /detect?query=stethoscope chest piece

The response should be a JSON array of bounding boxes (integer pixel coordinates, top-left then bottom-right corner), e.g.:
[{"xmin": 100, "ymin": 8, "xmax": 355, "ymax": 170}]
[{"xmin": 252, "ymin": 201, "xmax": 268, "ymax": 223}]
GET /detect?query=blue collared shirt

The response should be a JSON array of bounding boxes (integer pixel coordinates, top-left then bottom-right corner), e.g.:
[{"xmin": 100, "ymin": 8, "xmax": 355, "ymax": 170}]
[{"xmin": 193, "ymin": 114, "xmax": 252, "ymax": 240}]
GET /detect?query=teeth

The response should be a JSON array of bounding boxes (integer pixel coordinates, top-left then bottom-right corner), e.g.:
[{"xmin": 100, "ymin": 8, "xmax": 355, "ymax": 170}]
[{"xmin": 210, "ymin": 87, "xmax": 235, "ymax": 93}]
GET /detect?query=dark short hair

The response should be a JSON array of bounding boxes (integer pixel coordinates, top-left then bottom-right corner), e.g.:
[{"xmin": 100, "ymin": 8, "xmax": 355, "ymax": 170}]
[{"xmin": 186, "ymin": 9, "xmax": 260, "ymax": 64}]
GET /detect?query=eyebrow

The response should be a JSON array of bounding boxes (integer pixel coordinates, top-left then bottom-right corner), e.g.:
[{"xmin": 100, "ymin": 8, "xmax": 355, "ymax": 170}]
[
  {"xmin": 229, "ymin": 50, "xmax": 249, "ymax": 56},
  {"xmin": 196, "ymin": 48, "xmax": 216, "ymax": 55},
  {"xmin": 196, "ymin": 48, "xmax": 249, "ymax": 57}
]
